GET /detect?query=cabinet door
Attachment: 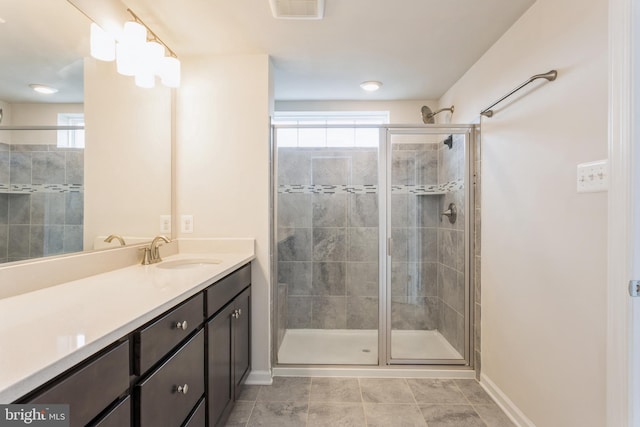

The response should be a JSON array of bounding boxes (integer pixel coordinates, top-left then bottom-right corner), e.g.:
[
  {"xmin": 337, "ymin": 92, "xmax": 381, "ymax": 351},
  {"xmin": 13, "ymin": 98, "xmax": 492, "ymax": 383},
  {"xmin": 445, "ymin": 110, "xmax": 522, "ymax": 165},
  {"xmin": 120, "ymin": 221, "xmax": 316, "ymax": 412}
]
[
  {"xmin": 233, "ymin": 287, "xmax": 251, "ymax": 398},
  {"xmin": 207, "ymin": 303, "xmax": 234, "ymax": 426}
]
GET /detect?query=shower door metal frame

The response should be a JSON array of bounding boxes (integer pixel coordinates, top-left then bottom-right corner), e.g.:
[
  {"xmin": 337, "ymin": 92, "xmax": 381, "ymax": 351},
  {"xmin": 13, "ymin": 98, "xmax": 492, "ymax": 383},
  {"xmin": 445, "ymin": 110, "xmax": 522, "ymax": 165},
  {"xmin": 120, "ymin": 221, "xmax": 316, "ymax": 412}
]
[
  {"xmin": 270, "ymin": 123, "xmax": 476, "ymax": 369},
  {"xmin": 383, "ymin": 125, "xmax": 476, "ymax": 367}
]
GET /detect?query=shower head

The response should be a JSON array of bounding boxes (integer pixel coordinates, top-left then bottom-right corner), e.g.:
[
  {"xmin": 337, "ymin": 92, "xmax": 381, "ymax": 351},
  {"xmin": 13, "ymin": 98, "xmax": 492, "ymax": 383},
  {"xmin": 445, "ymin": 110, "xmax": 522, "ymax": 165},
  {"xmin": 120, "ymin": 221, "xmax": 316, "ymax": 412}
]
[{"xmin": 421, "ymin": 105, "xmax": 455, "ymax": 124}]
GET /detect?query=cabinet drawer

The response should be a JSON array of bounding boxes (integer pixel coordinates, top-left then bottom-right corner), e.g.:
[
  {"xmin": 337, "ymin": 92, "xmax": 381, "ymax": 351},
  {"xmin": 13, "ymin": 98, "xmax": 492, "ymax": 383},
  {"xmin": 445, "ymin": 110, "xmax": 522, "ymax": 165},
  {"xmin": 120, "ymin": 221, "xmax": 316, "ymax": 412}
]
[
  {"xmin": 136, "ymin": 329, "xmax": 205, "ymax": 427},
  {"xmin": 90, "ymin": 396, "xmax": 130, "ymax": 427},
  {"xmin": 206, "ymin": 264, "xmax": 251, "ymax": 317},
  {"xmin": 134, "ymin": 293, "xmax": 204, "ymax": 375},
  {"xmin": 28, "ymin": 341, "xmax": 129, "ymax": 427},
  {"xmin": 182, "ymin": 397, "xmax": 205, "ymax": 427}
]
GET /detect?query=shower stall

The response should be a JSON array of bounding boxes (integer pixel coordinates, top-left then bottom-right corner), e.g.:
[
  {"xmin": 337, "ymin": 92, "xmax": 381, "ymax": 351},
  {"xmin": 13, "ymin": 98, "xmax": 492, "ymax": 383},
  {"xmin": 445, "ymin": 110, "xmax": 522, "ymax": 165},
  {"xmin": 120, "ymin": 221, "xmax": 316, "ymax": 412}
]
[{"xmin": 272, "ymin": 122, "xmax": 476, "ymax": 367}]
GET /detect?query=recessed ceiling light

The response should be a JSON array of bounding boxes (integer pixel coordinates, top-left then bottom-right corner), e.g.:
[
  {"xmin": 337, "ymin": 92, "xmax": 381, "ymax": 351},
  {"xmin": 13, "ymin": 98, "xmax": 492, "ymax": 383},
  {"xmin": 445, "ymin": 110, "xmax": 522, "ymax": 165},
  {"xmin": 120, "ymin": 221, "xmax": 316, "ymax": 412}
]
[
  {"xmin": 360, "ymin": 81, "xmax": 382, "ymax": 92},
  {"xmin": 29, "ymin": 84, "xmax": 58, "ymax": 95}
]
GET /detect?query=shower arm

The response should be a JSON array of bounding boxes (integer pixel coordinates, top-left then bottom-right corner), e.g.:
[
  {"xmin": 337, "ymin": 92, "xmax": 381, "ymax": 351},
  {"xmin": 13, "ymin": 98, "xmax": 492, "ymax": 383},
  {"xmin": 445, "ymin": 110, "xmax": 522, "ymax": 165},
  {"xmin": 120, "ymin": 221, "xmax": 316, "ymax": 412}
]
[
  {"xmin": 480, "ymin": 70, "xmax": 557, "ymax": 118},
  {"xmin": 428, "ymin": 106, "xmax": 454, "ymax": 119}
]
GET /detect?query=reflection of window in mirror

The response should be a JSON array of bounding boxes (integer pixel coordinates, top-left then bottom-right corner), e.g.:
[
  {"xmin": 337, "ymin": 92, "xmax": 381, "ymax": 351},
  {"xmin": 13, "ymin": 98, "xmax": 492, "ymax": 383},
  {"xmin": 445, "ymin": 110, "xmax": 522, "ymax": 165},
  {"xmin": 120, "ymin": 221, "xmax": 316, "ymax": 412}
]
[{"xmin": 57, "ymin": 113, "xmax": 85, "ymax": 148}]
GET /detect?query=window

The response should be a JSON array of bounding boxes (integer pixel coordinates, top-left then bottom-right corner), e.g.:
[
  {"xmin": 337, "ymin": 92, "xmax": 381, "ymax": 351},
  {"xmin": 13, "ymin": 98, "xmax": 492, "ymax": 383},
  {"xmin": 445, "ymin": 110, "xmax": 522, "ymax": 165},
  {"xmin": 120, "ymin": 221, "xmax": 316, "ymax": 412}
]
[
  {"xmin": 57, "ymin": 113, "xmax": 85, "ymax": 148},
  {"xmin": 272, "ymin": 111, "xmax": 389, "ymax": 148}
]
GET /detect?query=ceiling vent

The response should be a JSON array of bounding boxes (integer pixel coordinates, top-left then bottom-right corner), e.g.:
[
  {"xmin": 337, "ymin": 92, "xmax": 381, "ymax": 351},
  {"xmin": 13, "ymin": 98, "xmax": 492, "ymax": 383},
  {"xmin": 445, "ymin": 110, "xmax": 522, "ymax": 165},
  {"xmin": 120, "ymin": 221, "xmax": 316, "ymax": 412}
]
[{"xmin": 268, "ymin": 0, "xmax": 325, "ymax": 19}]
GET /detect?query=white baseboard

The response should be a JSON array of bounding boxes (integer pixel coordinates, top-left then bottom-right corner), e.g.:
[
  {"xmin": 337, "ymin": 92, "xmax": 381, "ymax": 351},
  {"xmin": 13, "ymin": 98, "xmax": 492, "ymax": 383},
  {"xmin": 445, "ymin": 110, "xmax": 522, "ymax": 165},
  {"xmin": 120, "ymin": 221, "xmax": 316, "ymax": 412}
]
[
  {"xmin": 245, "ymin": 369, "xmax": 273, "ymax": 385},
  {"xmin": 480, "ymin": 373, "xmax": 535, "ymax": 427}
]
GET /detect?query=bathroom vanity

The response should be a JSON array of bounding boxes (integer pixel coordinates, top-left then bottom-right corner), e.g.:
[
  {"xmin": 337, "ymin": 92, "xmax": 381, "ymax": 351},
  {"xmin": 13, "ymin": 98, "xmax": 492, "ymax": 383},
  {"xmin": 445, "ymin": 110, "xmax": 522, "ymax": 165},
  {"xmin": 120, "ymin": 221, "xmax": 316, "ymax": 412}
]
[{"xmin": 0, "ymin": 246, "xmax": 254, "ymax": 427}]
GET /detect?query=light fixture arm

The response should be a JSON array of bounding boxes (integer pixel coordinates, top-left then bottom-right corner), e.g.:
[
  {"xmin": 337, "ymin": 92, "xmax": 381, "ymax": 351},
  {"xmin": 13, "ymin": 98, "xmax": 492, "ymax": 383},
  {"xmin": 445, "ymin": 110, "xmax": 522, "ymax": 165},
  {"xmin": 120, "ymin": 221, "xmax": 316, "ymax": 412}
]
[{"xmin": 126, "ymin": 9, "xmax": 177, "ymax": 58}]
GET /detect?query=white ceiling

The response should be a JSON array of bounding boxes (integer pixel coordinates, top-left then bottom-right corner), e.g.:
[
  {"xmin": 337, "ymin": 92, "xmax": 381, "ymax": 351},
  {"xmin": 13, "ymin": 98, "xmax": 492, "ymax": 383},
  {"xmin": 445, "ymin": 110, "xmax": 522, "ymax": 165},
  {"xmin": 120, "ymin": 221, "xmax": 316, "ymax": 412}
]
[
  {"xmin": 0, "ymin": 0, "xmax": 535, "ymax": 104},
  {"xmin": 0, "ymin": 0, "xmax": 88, "ymax": 103}
]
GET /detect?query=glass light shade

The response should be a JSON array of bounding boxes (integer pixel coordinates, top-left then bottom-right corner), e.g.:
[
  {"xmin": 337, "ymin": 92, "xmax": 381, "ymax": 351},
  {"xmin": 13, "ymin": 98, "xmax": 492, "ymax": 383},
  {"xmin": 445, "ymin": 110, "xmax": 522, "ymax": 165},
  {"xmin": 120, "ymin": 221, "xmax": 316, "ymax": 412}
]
[
  {"xmin": 122, "ymin": 21, "xmax": 147, "ymax": 45},
  {"xmin": 135, "ymin": 72, "xmax": 155, "ymax": 88},
  {"xmin": 160, "ymin": 56, "xmax": 181, "ymax": 88},
  {"xmin": 116, "ymin": 21, "xmax": 147, "ymax": 76},
  {"xmin": 146, "ymin": 41, "xmax": 165, "ymax": 75},
  {"xmin": 90, "ymin": 23, "xmax": 115, "ymax": 62},
  {"xmin": 116, "ymin": 42, "xmax": 138, "ymax": 76},
  {"xmin": 135, "ymin": 41, "xmax": 164, "ymax": 88}
]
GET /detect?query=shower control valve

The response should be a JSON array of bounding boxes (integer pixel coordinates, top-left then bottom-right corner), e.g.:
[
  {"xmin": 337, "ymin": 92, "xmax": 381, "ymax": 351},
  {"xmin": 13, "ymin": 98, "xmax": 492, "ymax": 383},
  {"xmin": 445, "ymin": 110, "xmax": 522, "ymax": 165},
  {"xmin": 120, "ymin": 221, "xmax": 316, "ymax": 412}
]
[{"xmin": 441, "ymin": 203, "xmax": 457, "ymax": 224}]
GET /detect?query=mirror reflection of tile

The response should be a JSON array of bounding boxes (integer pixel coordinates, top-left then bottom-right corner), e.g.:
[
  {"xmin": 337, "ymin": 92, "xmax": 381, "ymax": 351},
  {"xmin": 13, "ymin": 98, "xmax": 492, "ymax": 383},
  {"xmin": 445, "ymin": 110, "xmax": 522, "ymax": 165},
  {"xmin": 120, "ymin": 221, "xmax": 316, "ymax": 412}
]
[{"xmin": 0, "ymin": 142, "xmax": 84, "ymax": 263}]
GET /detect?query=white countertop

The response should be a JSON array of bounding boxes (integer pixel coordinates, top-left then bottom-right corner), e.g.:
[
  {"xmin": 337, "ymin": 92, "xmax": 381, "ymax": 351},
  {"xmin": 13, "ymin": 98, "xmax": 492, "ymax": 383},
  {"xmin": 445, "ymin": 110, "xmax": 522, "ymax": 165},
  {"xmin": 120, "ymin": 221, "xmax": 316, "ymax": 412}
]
[{"xmin": 0, "ymin": 250, "xmax": 254, "ymax": 403}]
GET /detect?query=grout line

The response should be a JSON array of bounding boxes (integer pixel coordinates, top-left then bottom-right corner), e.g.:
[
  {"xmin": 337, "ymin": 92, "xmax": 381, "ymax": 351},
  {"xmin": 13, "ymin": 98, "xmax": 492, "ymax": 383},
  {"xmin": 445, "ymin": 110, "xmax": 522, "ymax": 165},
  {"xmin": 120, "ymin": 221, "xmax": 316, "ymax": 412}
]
[
  {"xmin": 242, "ymin": 401, "xmax": 256, "ymax": 427},
  {"xmin": 452, "ymin": 379, "xmax": 491, "ymax": 427},
  {"xmin": 306, "ymin": 377, "xmax": 312, "ymax": 426}
]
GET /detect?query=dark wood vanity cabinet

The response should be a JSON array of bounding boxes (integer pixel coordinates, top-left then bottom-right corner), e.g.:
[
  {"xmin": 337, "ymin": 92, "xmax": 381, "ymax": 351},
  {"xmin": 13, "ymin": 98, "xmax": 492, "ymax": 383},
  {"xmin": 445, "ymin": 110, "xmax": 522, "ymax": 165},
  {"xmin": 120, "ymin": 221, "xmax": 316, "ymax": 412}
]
[
  {"xmin": 14, "ymin": 262, "xmax": 251, "ymax": 427},
  {"xmin": 24, "ymin": 340, "xmax": 130, "ymax": 427},
  {"xmin": 206, "ymin": 264, "xmax": 251, "ymax": 427}
]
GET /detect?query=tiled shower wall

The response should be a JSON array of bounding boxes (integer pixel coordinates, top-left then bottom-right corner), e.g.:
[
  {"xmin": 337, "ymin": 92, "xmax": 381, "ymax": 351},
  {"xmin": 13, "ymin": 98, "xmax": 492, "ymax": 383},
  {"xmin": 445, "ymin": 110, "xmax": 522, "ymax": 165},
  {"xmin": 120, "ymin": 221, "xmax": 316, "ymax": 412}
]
[
  {"xmin": 277, "ymin": 148, "xmax": 379, "ymax": 346},
  {"xmin": 0, "ymin": 142, "xmax": 84, "ymax": 263},
  {"xmin": 436, "ymin": 135, "xmax": 466, "ymax": 356}
]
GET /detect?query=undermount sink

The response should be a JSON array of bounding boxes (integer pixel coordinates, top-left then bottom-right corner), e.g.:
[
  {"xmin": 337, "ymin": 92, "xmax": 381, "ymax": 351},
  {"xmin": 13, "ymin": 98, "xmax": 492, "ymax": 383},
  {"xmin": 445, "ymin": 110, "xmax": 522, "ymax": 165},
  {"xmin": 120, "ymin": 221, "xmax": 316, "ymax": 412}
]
[{"xmin": 156, "ymin": 258, "xmax": 223, "ymax": 270}]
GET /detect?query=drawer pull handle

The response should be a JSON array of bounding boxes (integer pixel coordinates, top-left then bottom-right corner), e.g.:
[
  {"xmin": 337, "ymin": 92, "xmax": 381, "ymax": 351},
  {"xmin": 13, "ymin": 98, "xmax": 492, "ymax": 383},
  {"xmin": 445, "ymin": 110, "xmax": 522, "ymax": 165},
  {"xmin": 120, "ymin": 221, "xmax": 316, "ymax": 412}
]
[
  {"xmin": 176, "ymin": 384, "xmax": 189, "ymax": 394},
  {"xmin": 175, "ymin": 321, "xmax": 188, "ymax": 330}
]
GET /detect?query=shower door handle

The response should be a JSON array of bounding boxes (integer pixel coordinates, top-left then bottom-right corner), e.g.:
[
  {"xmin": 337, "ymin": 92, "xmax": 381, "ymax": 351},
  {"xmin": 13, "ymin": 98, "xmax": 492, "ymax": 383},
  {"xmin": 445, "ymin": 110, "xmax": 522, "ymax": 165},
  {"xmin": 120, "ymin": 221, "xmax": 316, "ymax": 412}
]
[
  {"xmin": 630, "ymin": 280, "xmax": 640, "ymax": 297},
  {"xmin": 387, "ymin": 238, "xmax": 392, "ymax": 257}
]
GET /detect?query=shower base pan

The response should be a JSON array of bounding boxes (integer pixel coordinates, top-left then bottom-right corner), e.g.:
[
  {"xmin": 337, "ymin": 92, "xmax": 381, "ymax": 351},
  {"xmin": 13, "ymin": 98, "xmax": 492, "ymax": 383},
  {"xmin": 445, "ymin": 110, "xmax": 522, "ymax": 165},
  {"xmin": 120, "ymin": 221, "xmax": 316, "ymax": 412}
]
[{"xmin": 277, "ymin": 329, "xmax": 462, "ymax": 365}]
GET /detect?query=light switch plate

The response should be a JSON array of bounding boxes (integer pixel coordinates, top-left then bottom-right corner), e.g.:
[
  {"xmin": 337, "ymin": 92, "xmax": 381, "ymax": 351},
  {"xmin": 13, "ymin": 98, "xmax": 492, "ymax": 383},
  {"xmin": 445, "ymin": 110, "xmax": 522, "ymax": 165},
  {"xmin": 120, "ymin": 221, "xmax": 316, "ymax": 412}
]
[
  {"xmin": 160, "ymin": 215, "xmax": 171, "ymax": 233},
  {"xmin": 181, "ymin": 215, "xmax": 194, "ymax": 233},
  {"xmin": 577, "ymin": 160, "xmax": 608, "ymax": 193}
]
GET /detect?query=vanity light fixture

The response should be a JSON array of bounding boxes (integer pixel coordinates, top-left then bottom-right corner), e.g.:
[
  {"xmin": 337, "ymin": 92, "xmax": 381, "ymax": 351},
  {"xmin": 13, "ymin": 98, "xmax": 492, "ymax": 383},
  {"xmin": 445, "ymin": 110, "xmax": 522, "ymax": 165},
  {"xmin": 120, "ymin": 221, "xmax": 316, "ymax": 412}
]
[
  {"xmin": 29, "ymin": 84, "xmax": 58, "ymax": 95},
  {"xmin": 90, "ymin": 9, "xmax": 180, "ymax": 88},
  {"xmin": 360, "ymin": 81, "xmax": 382, "ymax": 92}
]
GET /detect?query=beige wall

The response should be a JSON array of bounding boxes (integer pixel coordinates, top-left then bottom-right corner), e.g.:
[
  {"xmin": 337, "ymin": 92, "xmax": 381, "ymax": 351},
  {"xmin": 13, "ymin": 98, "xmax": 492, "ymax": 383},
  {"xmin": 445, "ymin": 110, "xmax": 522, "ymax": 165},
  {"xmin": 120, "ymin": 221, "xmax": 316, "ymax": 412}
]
[
  {"xmin": 439, "ymin": 0, "xmax": 608, "ymax": 425},
  {"xmin": 176, "ymin": 54, "xmax": 273, "ymax": 380}
]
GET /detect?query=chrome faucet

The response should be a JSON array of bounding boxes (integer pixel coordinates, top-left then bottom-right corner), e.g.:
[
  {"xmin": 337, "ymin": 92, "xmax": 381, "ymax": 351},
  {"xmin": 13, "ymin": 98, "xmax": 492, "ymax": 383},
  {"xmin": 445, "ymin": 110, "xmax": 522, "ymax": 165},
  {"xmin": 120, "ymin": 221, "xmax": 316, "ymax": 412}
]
[
  {"xmin": 104, "ymin": 234, "xmax": 126, "ymax": 246},
  {"xmin": 141, "ymin": 235, "xmax": 171, "ymax": 265}
]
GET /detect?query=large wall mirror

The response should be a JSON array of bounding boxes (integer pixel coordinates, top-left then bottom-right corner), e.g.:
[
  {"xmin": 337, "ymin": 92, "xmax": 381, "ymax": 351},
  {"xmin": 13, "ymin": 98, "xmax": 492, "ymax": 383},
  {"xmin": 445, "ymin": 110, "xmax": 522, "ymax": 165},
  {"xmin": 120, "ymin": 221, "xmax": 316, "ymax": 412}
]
[{"xmin": 0, "ymin": 0, "xmax": 172, "ymax": 264}]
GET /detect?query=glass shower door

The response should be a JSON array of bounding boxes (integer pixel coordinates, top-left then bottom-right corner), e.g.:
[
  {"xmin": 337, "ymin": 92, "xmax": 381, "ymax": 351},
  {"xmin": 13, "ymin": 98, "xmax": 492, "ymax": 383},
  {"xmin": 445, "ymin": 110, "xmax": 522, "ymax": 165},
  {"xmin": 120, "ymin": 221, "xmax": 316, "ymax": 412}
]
[{"xmin": 387, "ymin": 129, "xmax": 469, "ymax": 364}]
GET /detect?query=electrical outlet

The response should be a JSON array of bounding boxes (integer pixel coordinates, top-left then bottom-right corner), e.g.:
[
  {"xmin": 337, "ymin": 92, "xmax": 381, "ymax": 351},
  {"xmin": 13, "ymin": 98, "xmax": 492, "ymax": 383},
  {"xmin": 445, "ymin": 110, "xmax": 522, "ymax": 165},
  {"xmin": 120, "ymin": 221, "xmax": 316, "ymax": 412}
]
[
  {"xmin": 577, "ymin": 160, "xmax": 608, "ymax": 193},
  {"xmin": 160, "ymin": 215, "xmax": 171, "ymax": 233},
  {"xmin": 181, "ymin": 215, "xmax": 193, "ymax": 233}
]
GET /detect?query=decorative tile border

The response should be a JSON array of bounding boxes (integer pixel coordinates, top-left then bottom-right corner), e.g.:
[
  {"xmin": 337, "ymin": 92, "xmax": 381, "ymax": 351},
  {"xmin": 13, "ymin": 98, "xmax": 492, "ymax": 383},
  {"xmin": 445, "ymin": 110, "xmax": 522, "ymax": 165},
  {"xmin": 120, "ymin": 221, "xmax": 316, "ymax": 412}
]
[
  {"xmin": 278, "ymin": 179, "xmax": 463, "ymax": 195},
  {"xmin": 0, "ymin": 183, "xmax": 84, "ymax": 194},
  {"xmin": 278, "ymin": 184, "xmax": 378, "ymax": 194},
  {"xmin": 392, "ymin": 179, "xmax": 464, "ymax": 195}
]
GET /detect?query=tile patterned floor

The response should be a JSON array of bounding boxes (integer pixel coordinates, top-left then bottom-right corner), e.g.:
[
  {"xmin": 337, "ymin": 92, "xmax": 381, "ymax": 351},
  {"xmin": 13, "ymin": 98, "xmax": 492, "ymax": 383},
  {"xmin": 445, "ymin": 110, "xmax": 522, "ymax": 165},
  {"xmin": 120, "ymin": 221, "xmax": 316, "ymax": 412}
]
[{"xmin": 224, "ymin": 377, "xmax": 516, "ymax": 427}]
